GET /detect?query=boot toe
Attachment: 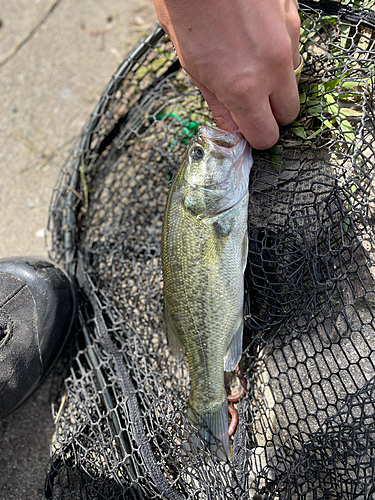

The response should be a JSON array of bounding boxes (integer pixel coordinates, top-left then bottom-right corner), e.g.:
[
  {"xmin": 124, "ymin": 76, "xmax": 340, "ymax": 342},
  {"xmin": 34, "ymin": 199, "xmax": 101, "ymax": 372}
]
[{"xmin": 0, "ymin": 257, "xmax": 77, "ymax": 420}]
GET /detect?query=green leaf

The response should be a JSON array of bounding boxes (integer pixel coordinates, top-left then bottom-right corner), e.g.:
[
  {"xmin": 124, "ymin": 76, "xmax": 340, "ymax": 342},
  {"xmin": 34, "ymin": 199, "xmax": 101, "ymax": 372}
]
[
  {"xmin": 324, "ymin": 93, "xmax": 337, "ymax": 104},
  {"xmin": 340, "ymin": 81, "xmax": 365, "ymax": 89},
  {"xmin": 290, "ymin": 127, "xmax": 307, "ymax": 139},
  {"xmin": 270, "ymin": 157, "xmax": 284, "ymax": 172},
  {"xmin": 340, "ymin": 119, "xmax": 355, "ymax": 143},
  {"xmin": 324, "ymin": 78, "xmax": 341, "ymax": 92},
  {"xmin": 324, "ymin": 93, "xmax": 339, "ymax": 116},
  {"xmin": 339, "ymin": 108, "xmax": 363, "ymax": 118},
  {"xmin": 340, "ymin": 24, "xmax": 351, "ymax": 48},
  {"xmin": 307, "ymin": 129, "xmax": 322, "ymax": 139},
  {"xmin": 321, "ymin": 16, "xmax": 339, "ymax": 26},
  {"xmin": 306, "ymin": 98, "xmax": 322, "ymax": 107},
  {"xmin": 327, "ymin": 103, "xmax": 340, "ymax": 116},
  {"xmin": 338, "ymin": 93, "xmax": 362, "ymax": 103},
  {"xmin": 270, "ymin": 145, "xmax": 283, "ymax": 172},
  {"xmin": 307, "ymin": 105, "xmax": 324, "ymax": 116},
  {"xmin": 323, "ymin": 119, "xmax": 335, "ymax": 130}
]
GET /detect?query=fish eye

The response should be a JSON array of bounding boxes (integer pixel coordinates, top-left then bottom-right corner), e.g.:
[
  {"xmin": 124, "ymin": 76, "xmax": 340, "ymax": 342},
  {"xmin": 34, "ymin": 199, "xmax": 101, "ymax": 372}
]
[{"xmin": 191, "ymin": 146, "xmax": 204, "ymax": 161}]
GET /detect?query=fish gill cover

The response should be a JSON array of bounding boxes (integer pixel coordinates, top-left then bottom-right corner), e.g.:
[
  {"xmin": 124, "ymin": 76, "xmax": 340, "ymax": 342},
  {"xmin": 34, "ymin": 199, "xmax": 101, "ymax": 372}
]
[{"xmin": 46, "ymin": 1, "xmax": 375, "ymax": 498}]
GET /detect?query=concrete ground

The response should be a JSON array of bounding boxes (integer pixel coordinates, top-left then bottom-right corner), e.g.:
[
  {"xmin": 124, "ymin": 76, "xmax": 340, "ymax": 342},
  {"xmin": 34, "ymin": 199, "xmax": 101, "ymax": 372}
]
[{"xmin": 0, "ymin": 1, "xmax": 156, "ymax": 498}]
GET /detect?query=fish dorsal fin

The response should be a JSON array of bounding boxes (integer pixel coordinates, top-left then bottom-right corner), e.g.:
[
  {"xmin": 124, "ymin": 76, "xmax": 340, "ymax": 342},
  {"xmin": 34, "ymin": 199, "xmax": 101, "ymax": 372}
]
[
  {"xmin": 164, "ymin": 299, "xmax": 185, "ymax": 360},
  {"xmin": 223, "ymin": 319, "xmax": 243, "ymax": 372}
]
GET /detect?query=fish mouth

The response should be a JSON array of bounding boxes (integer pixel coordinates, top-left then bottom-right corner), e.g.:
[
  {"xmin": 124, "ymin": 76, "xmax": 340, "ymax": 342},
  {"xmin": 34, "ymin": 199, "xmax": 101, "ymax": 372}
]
[
  {"xmin": 193, "ymin": 125, "xmax": 248, "ymax": 193},
  {"xmin": 199, "ymin": 125, "xmax": 243, "ymax": 151}
]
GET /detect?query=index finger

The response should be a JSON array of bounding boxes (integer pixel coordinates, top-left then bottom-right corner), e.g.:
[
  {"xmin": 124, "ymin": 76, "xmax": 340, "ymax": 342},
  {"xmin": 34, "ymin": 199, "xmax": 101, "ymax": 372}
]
[{"xmin": 230, "ymin": 94, "xmax": 281, "ymax": 150}]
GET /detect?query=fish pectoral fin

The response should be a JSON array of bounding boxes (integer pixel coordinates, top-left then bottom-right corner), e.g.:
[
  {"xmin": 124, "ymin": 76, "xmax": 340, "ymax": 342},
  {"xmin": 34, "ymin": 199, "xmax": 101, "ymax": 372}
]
[
  {"xmin": 197, "ymin": 231, "xmax": 223, "ymax": 264},
  {"xmin": 164, "ymin": 300, "xmax": 185, "ymax": 360},
  {"xmin": 242, "ymin": 231, "xmax": 248, "ymax": 273},
  {"xmin": 223, "ymin": 320, "xmax": 243, "ymax": 372},
  {"xmin": 212, "ymin": 218, "xmax": 231, "ymax": 236}
]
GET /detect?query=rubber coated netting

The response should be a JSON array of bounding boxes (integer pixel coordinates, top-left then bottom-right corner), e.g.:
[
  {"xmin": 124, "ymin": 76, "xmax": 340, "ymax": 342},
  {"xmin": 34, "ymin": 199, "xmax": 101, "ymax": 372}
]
[{"xmin": 45, "ymin": 2, "xmax": 375, "ymax": 498}]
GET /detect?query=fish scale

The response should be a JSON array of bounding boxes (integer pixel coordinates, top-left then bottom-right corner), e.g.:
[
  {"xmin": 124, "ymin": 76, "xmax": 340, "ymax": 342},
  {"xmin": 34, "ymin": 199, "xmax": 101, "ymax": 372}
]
[{"xmin": 162, "ymin": 125, "xmax": 253, "ymax": 460}]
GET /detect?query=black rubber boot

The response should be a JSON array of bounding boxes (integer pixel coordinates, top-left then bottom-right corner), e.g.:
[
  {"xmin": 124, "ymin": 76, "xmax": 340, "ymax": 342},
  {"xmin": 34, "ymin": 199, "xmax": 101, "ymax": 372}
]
[{"xmin": 0, "ymin": 257, "xmax": 77, "ymax": 420}]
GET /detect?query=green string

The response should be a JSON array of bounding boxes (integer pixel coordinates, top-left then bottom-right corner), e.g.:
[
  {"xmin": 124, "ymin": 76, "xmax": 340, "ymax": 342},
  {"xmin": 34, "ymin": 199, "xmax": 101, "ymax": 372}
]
[{"xmin": 150, "ymin": 113, "xmax": 202, "ymax": 147}]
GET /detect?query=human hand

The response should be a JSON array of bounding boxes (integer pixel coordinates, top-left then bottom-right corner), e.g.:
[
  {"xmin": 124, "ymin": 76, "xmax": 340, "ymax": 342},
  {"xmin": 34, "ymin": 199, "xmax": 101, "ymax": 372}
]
[{"xmin": 153, "ymin": 0, "xmax": 301, "ymax": 150}]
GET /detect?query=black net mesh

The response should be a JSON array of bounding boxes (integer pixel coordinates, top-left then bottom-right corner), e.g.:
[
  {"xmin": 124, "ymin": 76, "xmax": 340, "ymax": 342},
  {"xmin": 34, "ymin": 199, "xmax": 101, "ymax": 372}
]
[{"xmin": 45, "ymin": 2, "xmax": 375, "ymax": 498}]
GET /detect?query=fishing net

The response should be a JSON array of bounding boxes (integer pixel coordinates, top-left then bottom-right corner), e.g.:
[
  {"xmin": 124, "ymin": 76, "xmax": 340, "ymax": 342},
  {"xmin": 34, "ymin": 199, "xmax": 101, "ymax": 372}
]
[{"xmin": 45, "ymin": 1, "xmax": 375, "ymax": 498}]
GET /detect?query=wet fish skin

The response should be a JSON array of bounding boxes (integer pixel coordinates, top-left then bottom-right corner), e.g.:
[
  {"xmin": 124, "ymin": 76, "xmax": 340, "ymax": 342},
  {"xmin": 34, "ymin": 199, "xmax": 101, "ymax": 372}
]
[{"xmin": 162, "ymin": 124, "xmax": 253, "ymax": 460}]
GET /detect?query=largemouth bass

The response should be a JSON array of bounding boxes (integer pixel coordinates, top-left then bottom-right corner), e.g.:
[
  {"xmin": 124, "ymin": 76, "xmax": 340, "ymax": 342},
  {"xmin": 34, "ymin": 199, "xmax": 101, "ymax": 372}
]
[{"xmin": 162, "ymin": 124, "xmax": 252, "ymax": 460}]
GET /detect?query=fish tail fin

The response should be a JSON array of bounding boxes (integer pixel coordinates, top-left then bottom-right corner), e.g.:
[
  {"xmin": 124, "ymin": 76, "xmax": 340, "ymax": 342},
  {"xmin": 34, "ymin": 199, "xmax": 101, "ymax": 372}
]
[{"xmin": 187, "ymin": 399, "xmax": 229, "ymax": 461}]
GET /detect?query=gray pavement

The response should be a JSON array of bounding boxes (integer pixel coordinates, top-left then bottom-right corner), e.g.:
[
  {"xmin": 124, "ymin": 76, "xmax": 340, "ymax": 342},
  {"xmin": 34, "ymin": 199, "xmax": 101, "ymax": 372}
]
[{"xmin": 0, "ymin": 1, "xmax": 156, "ymax": 498}]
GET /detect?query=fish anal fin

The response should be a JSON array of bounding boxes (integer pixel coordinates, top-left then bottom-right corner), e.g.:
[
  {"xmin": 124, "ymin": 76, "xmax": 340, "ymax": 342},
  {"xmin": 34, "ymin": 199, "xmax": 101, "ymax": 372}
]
[
  {"xmin": 223, "ymin": 320, "xmax": 243, "ymax": 372},
  {"xmin": 164, "ymin": 300, "xmax": 185, "ymax": 360}
]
